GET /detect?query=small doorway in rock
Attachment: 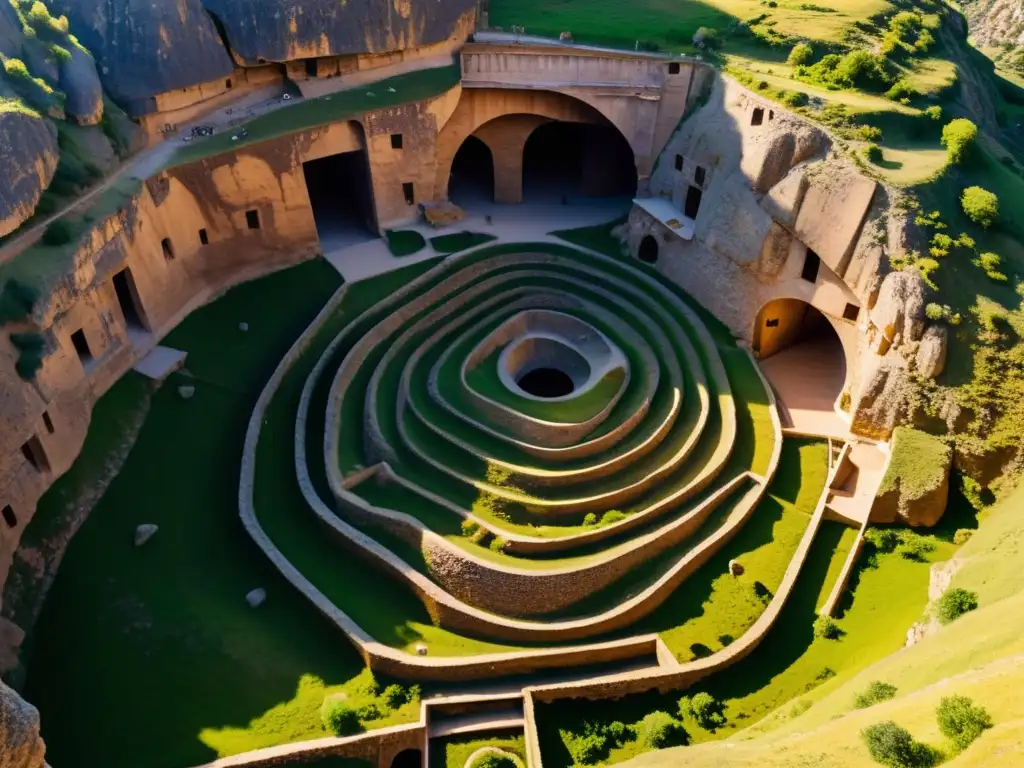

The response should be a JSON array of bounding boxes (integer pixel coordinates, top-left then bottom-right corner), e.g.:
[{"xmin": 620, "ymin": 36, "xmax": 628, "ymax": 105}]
[
  {"xmin": 2, "ymin": 505, "xmax": 15, "ymax": 528},
  {"xmin": 639, "ymin": 234, "xmax": 659, "ymax": 263},
  {"xmin": 21, "ymin": 435, "xmax": 50, "ymax": 473},
  {"xmin": 390, "ymin": 749, "xmax": 422, "ymax": 768},
  {"xmin": 304, "ymin": 58, "xmax": 318, "ymax": 77},
  {"xmin": 752, "ymin": 107, "xmax": 765, "ymax": 126},
  {"xmin": 113, "ymin": 268, "xmax": 148, "ymax": 332},
  {"xmin": 684, "ymin": 185, "xmax": 703, "ymax": 218},
  {"xmin": 70, "ymin": 329, "xmax": 93, "ymax": 367}
]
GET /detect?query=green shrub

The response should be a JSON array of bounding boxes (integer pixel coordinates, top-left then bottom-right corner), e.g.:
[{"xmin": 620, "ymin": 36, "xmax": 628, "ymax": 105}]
[
  {"xmin": 865, "ymin": 528, "xmax": 901, "ymax": 553},
  {"xmin": 854, "ymin": 681, "xmax": 899, "ymax": 709},
  {"xmin": 858, "ymin": 125, "xmax": 883, "ymax": 141},
  {"xmin": 861, "ymin": 721, "xmax": 934, "ymax": 767},
  {"xmin": 788, "ymin": 42, "xmax": 814, "ymax": 65},
  {"xmin": 952, "ymin": 529, "xmax": 973, "ymax": 545},
  {"xmin": 836, "ymin": 50, "xmax": 893, "ymax": 90},
  {"xmin": 42, "ymin": 220, "xmax": 73, "ymax": 246},
  {"xmin": 935, "ymin": 588, "xmax": 979, "ymax": 623},
  {"xmin": 924, "ymin": 105, "xmax": 942, "ymax": 120},
  {"xmin": 15, "ymin": 350, "xmax": 44, "ymax": 380},
  {"xmin": 460, "ymin": 519, "xmax": 480, "ymax": 537},
  {"xmin": 936, "ymin": 695, "xmax": 992, "ymax": 750},
  {"xmin": 582, "ymin": 512, "xmax": 598, "ymax": 526},
  {"xmin": 489, "ymin": 535, "xmax": 508, "ymax": 553},
  {"xmin": 886, "ymin": 79, "xmax": 919, "ymax": 101},
  {"xmin": 976, "ymin": 252, "xmax": 1008, "ymax": 282},
  {"xmin": 679, "ymin": 692, "xmax": 727, "ymax": 729},
  {"xmin": 960, "ymin": 186, "xmax": 999, "ymax": 228},
  {"xmin": 637, "ymin": 711, "xmax": 688, "ymax": 748},
  {"xmin": 0, "ymin": 279, "xmax": 40, "ymax": 323},
  {"xmin": 896, "ymin": 533, "xmax": 935, "ymax": 562},
  {"xmin": 10, "ymin": 332, "xmax": 45, "ymax": 354},
  {"xmin": 382, "ymin": 684, "xmax": 406, "ymax": 709},
  {"xmin": 693, "ymin": 27, "xmax": 721, "ymax": 49},
  {"xmin": 605, "ymin": 721, "xmax": 629, "ymax": 745},
  {"xmin": 941, "ymin": 119, "xmax": 978, "ymax": 164},
  {"xmin": 814, "ymin": 615, "xmax": 842, "ymax": 639},
  {"xmin": 566, "ymin": 732, "xmax": 605, "ymax": 764},
  {"xmin": 925, "ymin": 303, "xmax": 944, "ymax": 321},
  {"xmin": 354, "ymin": 702, "xmax": 383, "ymax": 720},
  {"xmin": 320, "ymin": 698, "xmax": 361, "ymax": 736},
  {"xmin": 782, "ymin": 90, "xmax": 809, "ymax": 107},
  {"xmin": 864, "ymin": 143, "xmax": 883, "ymax": 163},
  {"xmin": 472, "ymin": 754, "xmax": 521, "ymax": 768},
  {"xmin": 600, "ymin": 510, "xmax": 627, "ymax": 525}
]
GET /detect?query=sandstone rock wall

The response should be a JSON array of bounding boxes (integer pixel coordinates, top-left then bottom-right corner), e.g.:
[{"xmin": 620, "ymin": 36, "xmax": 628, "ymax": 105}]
[
  {"xmin": 48, "ymin": 0, "xmax": 235, "ymax": 117},
  {"xmin": 0, "ymin": 680, "xmax": 45, "ymax": 768},
  {"xmin": 0, "ymin": 112, "xmax": 58, "ymax": 238},
  {"xmin": 203, "ymin": 0, "xmax": 478, "ymax": 65}
]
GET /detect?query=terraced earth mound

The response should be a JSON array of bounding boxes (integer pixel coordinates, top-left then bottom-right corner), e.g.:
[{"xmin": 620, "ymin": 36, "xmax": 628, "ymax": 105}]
[{"xmin": 241, "ymin": 242, "xmax": 793, "ymax": 672}]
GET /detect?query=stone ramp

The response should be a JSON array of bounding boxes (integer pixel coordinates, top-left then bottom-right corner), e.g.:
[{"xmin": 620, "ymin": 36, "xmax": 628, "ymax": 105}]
[{"xmin": 132, "ymin": 345, "xmax": 187, "ymax": 381}]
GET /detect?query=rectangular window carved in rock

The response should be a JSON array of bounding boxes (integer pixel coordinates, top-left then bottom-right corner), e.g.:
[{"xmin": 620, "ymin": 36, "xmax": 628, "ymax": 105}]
[
  {"xmin": 2, "ymin": 505, "xmax": 15, "ymax": 528},
  {"xmin": 246, "ymin": 210, "xmax": 260, "ymax": 230},
  {"xmin": 801, "ymin": 249, "xmax": 821, "ymax": 283},
  {"xmin": 391, "ymin": 134, "xmax": 404, "ymax": 149},
  {"xmin": 843, "ymin": 303, "xmax": 860, "ymax": 321},
  {"xmin": 402, "ymin": 182, "xmax": 415, "ymax": 205},
  {"xmin": 70, "ymin": 329, "xmax": 92, "ymax": 366},
  {"xmin": 752, "ymin": 107, "xmax": 765, "ymax": 126},
  {"xmin": 199, "ymin": 228, "xmax": 209, "ymax": 245},
  {"xmin": 21, "ymin": 435, "xmax": 50, "ymax": 473}
]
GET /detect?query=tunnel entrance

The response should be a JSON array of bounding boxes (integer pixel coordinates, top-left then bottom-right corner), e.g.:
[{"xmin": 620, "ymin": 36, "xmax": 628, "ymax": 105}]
[
  {"xmin": 449, "ymin": 135, "xmax": 495, "ymax": 206},
  {"xmin": 754, "ymin": 299, "xmax": 849, "ymax": 433},
  {"xmin": 518, "ymin": 367, "xmax": 575, "ymax": 398},
  {"xmin": 522, "ymin": 122, "xmax": 636, "ymax": 203},
  {"xmin": 302, "ymin": 148, "xmax": 376, "ymax": 252},
  {"xmin": 638, "ymin": 235, "xmax": 658, "ymax": 264},
  {"xmin": 390, "ymin": 749, "xmax": 422, "ymax": 768}
]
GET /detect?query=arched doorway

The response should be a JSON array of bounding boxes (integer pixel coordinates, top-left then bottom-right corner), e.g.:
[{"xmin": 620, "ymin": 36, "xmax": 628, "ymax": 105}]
[
  {"xmin": 522, "ymin": 122, "xmax": 637, "ymax": 203},
  {"xmin": 638, "ymin": 234, "xmax": 658, "ymax": 263},
  {"xmin": 753, "ymin": 299, "xmax": 849, "ymax": 432},
  {"xmin": 448, "ymin": 135, "xmax": 495, "ymax": 206},
  {"xmin": 391, "ymin": 749, "xmax": 422, "ymax": 768}
]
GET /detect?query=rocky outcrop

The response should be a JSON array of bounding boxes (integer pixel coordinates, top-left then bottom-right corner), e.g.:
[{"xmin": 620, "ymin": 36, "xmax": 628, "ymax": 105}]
[
  {"xmin": 0, "ymin": 681, "xmax": 46, "ymax": 768},
  {"xmin": 58, "ymin": 45, "xmax": 103, "ymax": 125},
  {"xmin": 47, "ymin": 0, "xmax": 234, "ymax": 116},
  {"xmin": 872, "ymin": 427, "xmax": 953, "ymax": 527},
  {"xmin": 851, "ymin": 356, "xmax": 913, "ymax": 441},
  {"xmin": 963, "ymin": 0, "xmax": 1024, "ymax": 46},
  {"xmin": 202, "ymin": 0, "xmax": 478, "ymax": 64},
  {"xmin": 954, "ymin": 438, "xmax": 1018, "ymax": 488},
  {"xmin": 916, "ymin": 324, "xmax": 948, "ymax": 379},
  {"xmin": 870, "ymin": 270, "xmax": 927, "ymax": 351},
  {"xmin": 0, "ymin": 111, "xmax": 59, "ymax": 238}
]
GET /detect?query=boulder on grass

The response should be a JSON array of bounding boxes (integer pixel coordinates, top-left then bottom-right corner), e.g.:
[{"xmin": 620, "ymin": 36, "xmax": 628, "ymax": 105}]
[
  {"xmin": 245, "ymin": 588, "xmax": 267, "ymax": 608},
  {"xmin": 916, "ymin": 325, "xmax": 947, "ymax": 379},
  {"xmin": 871, "ymin": 427, "xmax": 952, "ymax": 527},
  {"xmin": 729, "ymin": 559, "xmax": 744, "ymax": 576}
]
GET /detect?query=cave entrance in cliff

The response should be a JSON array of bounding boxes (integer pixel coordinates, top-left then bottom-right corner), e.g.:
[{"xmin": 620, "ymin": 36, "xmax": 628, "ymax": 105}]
[
  {"xmin": 521, "ymin": 121, "xmax": 637, "ymax": 204},
  {"xmin": 113, "ymin": 267, "xmax": 150, "ymax": 333},
  {"xmin": 302, "ymin": 148, "xmax": 377, "ymax": 253},
  {"xmin": 448, "ymin": 135, "xmax": 495, "ymax": 206},
  {"xmin": 754, "ymin": 298, "xmax": 850, "ymax": 435}
]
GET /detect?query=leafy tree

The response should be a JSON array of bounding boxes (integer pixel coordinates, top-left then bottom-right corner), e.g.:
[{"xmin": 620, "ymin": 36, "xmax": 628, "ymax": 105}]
[
  {"xmin": 935, "ymin": 588, "xmax": 979, "ymax": 623},
  {"xmin": 320, "ymin": 698, "xmax": 361, "ymax": 736},
  {"xmin": 814, "ymin": 615, "xmax": 842, "ymax": 639},
  {"xmin": 941, "ymin": 119, "xmax": 978, "ymax": 164},
  {"xmin": 861, "ymin": 721, "xmax": 934, "ymax": 767},
  {"xmin": 936, "ymin": 695, "xmax": 992, "ymax": 750},
  {"xmin": 637, "ymin": 711, "xmax": 688, "ymax": 748},
  {"xmin": 960, "ymin": 187, "xmax": 999, "ymax": 228},
  {"xmin": 679, "ymin": 692, "xmax": 727, "ymax": 729},
  {"xmin": 788, "ymin": 42, "xmax": 814, "ymax": 65},
  {"xmin": 854, "ymin": 681, "xmax": 898, "ymax": 709}
]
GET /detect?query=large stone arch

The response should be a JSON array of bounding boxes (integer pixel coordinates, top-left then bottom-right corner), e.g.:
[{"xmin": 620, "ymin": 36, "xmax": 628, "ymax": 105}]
[
  {"xmin": 435, "ymin": 88, "xmax": 639, "ymax": 203},
  {"xmin": 753, "ymin": 297, "xmax": 855, "ymax": 427}
]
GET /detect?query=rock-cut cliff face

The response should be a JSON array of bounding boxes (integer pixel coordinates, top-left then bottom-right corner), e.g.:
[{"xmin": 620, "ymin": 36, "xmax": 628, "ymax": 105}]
[
  {"xmin": 0, "ymin": 681, "xmax": 46, "ymax": 768},
  {"xmin": 202, "ymin": 0, "xmax": 478, "ymax": 64},
  {"xmin": 0, "ymin": 110, "xmax": 59, "ymax": 238},
  {"xmin": 48, "ymin": 0, "xmax": 235, "ymax": 117}
]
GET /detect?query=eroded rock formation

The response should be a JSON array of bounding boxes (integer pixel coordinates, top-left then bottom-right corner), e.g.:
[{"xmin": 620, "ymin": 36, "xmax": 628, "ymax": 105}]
[
  {"xmin": 204, "ymin": 0, "xmax": 478, "ymax": 64},
  {"xmin": 872, "ymin": 427, "xmax": 952, "ymax": 527},
  {"xmin": 0, "ymin": 112, "xmax": 58, "ymax": 238},
  {"xmin": 48, "ymin": 0, "xmax": 234, "ymax": 116},
  {"xmin": 0, "ymin": 681, "xmax": 46, "ymax": 768}
]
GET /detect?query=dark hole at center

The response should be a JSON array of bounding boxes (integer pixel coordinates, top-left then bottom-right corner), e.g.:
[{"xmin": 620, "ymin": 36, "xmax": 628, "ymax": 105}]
[{"xmin": 517, "ymin": 367, "xmax": 574, "ymax": 398}]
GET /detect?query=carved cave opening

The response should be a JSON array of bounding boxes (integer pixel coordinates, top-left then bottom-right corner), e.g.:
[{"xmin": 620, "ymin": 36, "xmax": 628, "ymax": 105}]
[
  {"xmin": 522, "ymin": 122, "xmax": 636, "ymax": 203},
  {"xmin": 449, "ymin": 135, "xmax": 495, "ymax": 205},
  {"xmin": 303, "ymin": 149, "xmax": 377, "ymax": 249}
]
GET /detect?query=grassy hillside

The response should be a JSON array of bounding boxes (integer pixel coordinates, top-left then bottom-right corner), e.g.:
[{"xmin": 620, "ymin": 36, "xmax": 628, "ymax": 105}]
[{"xmin": 616, "ymin": 482, "xmax": 1024, "ymax": 767}]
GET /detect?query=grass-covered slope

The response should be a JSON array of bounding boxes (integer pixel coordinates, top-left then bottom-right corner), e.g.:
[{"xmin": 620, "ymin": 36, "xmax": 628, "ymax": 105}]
[
  {"xmin": 613, "ymin": 482, "xmax": 1024, "ymax": 767},
  {"xmin": 20, "ymin": 260, "xmax": 424, "ymax": 768}
]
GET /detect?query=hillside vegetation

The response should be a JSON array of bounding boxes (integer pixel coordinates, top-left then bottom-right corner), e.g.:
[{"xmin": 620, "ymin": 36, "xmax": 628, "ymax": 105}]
[{"xmin": 617, "ymin": 482, "xmax": 1024, "ymax": 767}]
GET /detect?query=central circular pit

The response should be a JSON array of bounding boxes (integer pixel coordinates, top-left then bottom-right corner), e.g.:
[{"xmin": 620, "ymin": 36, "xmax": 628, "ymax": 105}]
[
  {"xmin": 517, "ymin": 366, "xmax": 576, "ymax": 398},
  {"xmin": 503, "ymin": 334, "xmax": 592, "ymax": 401}
]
